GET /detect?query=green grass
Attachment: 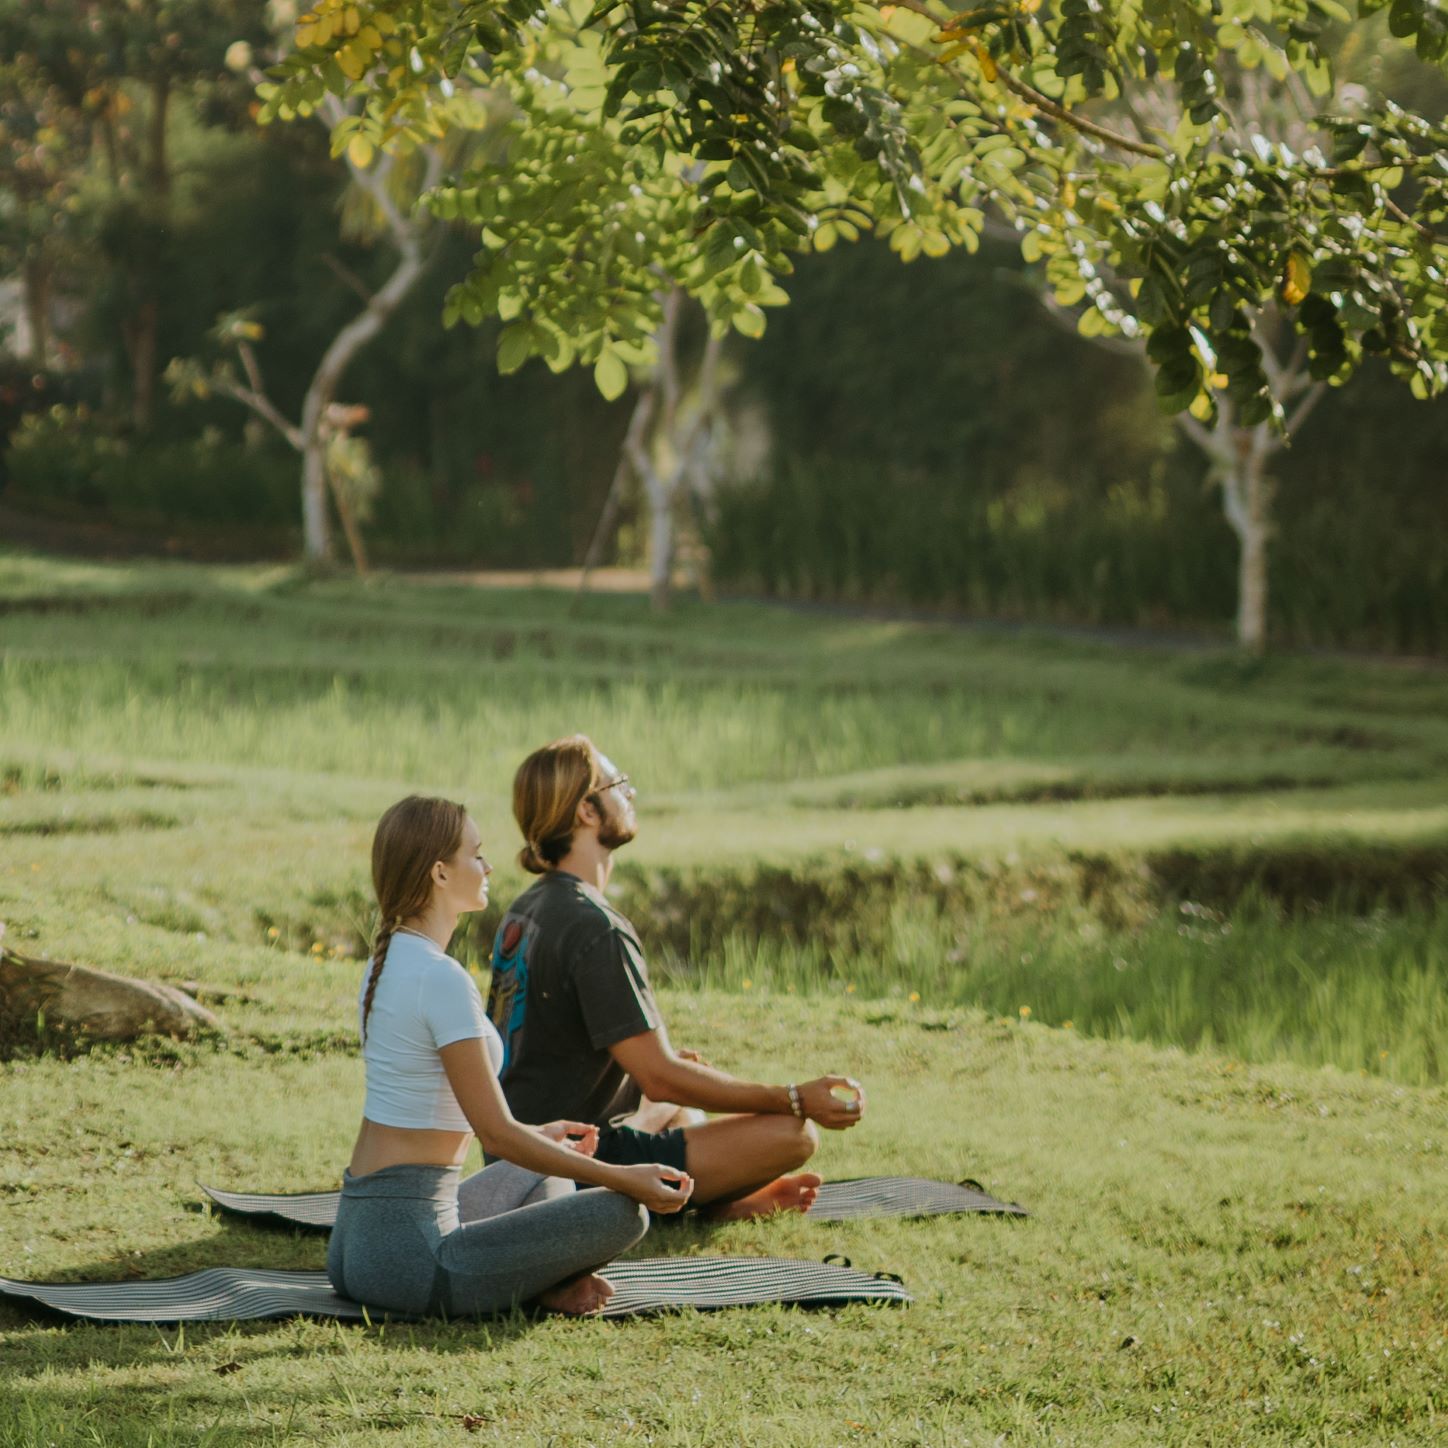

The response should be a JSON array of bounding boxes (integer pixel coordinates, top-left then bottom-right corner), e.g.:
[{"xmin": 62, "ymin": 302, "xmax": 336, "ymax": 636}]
[
  {"xmin": 2, "ymin": 995, "xmax": 1446, "ymax": 1444},
  {"xmin": 2, "ymin": 548, "xmax": 1448, "ymax": 1443},
  {"xmin": 681, "ymin": 900, "xmax": 1448, "ymax": 1086}
]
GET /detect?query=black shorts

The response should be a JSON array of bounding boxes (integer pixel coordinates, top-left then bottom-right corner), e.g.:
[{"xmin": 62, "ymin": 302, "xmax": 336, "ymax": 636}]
[{"xmin": 593, "ymin": 1123, "xmax": 690, "ymax": 1173}]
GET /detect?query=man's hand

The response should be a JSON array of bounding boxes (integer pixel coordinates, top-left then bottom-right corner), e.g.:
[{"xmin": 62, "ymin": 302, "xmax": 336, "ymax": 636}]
[
  {"xmin": 798, "ymin": 1076, "xmax": 866, "ymax": 1130},
  {"xmin": 539, "ymin": 1120, "xmax": 599, "ymax": 1156}
]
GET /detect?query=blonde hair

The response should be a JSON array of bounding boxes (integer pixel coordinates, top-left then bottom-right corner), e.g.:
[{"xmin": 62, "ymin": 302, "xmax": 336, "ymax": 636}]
[
  {"xmin": 361, "ymin": 794, "xmax": 468, "ymax": 1039},
  {"xmin": 512, "ymin": 734, "xmax": 605, "ymax": 874}
]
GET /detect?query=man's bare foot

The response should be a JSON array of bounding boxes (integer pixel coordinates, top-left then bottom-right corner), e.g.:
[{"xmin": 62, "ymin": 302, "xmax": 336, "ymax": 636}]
[
  {"xmin": 704, "ymin": 1172, "xmax": 824, "ymax": 1222},
  {"xmin": 538, "ymin": 1272, "xmax": 615, "ymax": 1316}
]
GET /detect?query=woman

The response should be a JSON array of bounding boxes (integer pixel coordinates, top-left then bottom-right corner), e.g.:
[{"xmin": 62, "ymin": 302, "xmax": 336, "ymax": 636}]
[{"xmin": 326, "ymin": 795, "xmax": 692, "ymax": 1319}]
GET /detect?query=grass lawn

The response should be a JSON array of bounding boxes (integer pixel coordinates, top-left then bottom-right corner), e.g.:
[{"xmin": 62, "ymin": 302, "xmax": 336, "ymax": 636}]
[{"xmin": 1, "ymin": 549, "xmax": 1446, "ymax": 1444}]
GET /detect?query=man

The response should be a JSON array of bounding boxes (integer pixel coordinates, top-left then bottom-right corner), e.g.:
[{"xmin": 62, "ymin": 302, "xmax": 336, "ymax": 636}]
[{"xmin": 487, "ymin": 734, "xmax": 865, "ymax": 1219}]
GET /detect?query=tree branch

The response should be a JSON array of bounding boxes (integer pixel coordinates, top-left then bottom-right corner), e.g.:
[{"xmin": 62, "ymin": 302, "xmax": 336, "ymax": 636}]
[
  {"xmin": 992, "ymin": 64, "xmax": 1167, "ymax": 159},
  {"xmin": 320, "ymin": 252, "xmax": 375, "ymax": 306},
  {"xmin": 861, "ymin": 0, "xmax": 1167, "ymax": 160},
  {"xmin": 1172, "ymin": 409, "xmax": 1227, "ymax": 460},
  {"xmin": 211, "ymin": 371, "xmax": 304, "ymax": 453},
  {"xmin": 319, "ymin": 96, "xmax": 443, "ymax": 252},
  {"xmin": 1284, "ymin": 379, "xmax": 1327, "ymax": 437},
  {"xmin": 577, "ymin": 382, "xmax": 658, "ymax": 599},
  {"xmin": 1385, "ymin": 194, "xmax": 1436, "ymax": 242}
]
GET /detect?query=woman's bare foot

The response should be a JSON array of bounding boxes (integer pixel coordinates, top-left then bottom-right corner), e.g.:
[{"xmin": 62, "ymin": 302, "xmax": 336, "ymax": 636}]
[
  {"xmin": 705, "ymin": 1172, "xmax": 824, "ymax": 1222},
  {"xmin": 538, "ymin": 1272, "xmax": 615, "ymax": 1316}
]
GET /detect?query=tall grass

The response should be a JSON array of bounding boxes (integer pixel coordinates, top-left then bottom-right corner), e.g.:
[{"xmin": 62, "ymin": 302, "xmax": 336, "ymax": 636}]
[
  {"xmin": 707, "ymin": 457, "xmax": 1448, "ymax": 654},
  {"xmin": 668, "ymin": 900, "xmax": 1448, "ymax": 1087},
  {"xmin": 3, "ymin": 554, "xmax": 1446, "ymax": 1086},
  {"xmin": 1, "ymin": 583, "xmax": 1436, "ymax": 791}
]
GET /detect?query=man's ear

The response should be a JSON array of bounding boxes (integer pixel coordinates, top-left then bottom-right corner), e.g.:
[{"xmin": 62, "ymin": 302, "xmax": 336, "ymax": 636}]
[{"xmin": 575, "ymin": 795, "xmax": 601, "ymax": 830}]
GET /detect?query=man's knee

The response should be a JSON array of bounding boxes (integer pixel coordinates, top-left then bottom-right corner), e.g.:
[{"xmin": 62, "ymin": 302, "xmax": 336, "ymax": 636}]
[{"xmin": 779, "ymin": 1115, "xmax": 819, "ymax": 1167}]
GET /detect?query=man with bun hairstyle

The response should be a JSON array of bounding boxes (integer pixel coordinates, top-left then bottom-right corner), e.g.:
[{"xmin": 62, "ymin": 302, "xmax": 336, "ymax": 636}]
[{"xmin": 487, "ymin": 734, "xmax": 866, "ymax": 1219}]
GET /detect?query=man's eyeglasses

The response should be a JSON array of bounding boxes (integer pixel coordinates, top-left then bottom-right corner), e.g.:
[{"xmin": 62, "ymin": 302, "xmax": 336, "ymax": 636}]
[{"xmin": 590, "ymin": 774, "xmax": 633, "ymax": 800}]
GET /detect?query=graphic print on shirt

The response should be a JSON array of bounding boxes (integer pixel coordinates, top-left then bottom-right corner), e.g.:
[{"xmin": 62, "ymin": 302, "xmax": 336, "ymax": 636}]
[{"xmin": 487, "ymin": 915, "xmax": 532, "ymax": 1070}]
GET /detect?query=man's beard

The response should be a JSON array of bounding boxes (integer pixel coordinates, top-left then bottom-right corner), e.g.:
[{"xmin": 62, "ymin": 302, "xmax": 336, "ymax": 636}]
[{"xmin": 598, "ymin": 808, "xmax": 636, "ymax": 851}]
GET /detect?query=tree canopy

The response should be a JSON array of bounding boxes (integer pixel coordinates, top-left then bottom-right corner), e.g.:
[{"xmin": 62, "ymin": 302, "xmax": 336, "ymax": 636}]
[{"xmin": 262, "ymin": 0, "xmax": 1448, "ymax": 422}]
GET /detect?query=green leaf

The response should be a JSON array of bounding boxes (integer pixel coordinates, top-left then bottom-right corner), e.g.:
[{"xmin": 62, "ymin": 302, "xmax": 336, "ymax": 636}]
[
  {"xmin": 732, "ymin": 303, "xmax": 767, "ymax": 339},
  {"xmin": 594, "ymin": 348, "xmax": 628, "ymax": 400},
  {"xmin": 497, "ymin": 323, "xmax": 534, "ymax": 374}
]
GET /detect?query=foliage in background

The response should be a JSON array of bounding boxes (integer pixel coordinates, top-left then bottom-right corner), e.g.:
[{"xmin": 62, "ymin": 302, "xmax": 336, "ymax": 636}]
[
  {"xmin": 708, "ymin": 238, "xmax": 1448, "ymax": 653},
  {"xmin": 267, "ymin": 0, "xmax": 1448, "ymax": 426},
  {"xmin": 3, "ymin": 4, "xmax": 1447, "ymax": 647},
  {"xmin": 0, "ymin": 0, "xmax": 272, "ymax": 427},
  {"xmin": 3, "ymin": 404, "xmax": 296, "ymax": 532}
]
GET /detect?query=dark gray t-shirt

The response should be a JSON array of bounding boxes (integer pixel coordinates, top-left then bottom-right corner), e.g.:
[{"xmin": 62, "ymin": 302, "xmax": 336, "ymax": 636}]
[{"xmin": 486, "ymin": 871, "xmax": 661, "ymax": 1127}]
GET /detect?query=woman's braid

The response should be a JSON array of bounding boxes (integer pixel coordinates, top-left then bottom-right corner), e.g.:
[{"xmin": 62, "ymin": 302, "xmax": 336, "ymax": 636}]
[{"xmin": 360, "ymin": 915, "xmax": 401, "ymax": 1042}]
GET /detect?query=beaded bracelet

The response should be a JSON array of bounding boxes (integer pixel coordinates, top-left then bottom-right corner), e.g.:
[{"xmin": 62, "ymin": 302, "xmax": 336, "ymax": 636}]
[{"xmin": 786, "ymin": 1082, "xmax": 804, "ymax": 1119}]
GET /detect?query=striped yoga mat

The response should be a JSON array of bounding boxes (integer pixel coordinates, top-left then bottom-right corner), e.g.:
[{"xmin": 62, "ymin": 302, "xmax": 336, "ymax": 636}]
[
  {"xmin": 199, "ymin": 1176, "xmax": 1026, "ymax": 1232},
  {"xmin": 0, "ymin": 1255, "xmax": 910, "ymax": 1324}
]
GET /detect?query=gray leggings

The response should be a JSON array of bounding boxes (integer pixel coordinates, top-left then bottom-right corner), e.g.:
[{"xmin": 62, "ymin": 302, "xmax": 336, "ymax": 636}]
[{"xmin": 325, "ymin": 1161, "xmax": 649, "ymax": 1317}]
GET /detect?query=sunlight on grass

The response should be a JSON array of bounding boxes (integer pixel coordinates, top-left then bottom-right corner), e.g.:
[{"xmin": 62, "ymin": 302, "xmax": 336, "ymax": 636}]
[{"xmin": 3, "ymin": 552, "xmax": 1448, "ymax": 1444}]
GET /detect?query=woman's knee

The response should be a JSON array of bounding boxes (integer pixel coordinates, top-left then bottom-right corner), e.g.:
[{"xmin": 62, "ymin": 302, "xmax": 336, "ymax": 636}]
[{"xmin": 593, "ymin": 1191, "xmax": 650, "ymax": 1251}]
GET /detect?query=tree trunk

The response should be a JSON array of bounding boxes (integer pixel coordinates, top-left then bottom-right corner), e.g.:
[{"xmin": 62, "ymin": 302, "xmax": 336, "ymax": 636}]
[
  {"xmin": 647, "ymin": 474, "xmax": 675, "ymax": 612},
  {"xmin": 295, "ymin": 222, "xmax": 429, "ymax": 565},
  {"xmin": 1235, "ymin": 490, "xmax": 1269, "ymax": 652},
  {"xmin": 122, "ymin": 74, "xmax": 172, "ymax": 433},
  {"xmin": 21, "ymin": 254, "xmax": 51, "ymax": 367},
  {"xmin": 300, "ymin": 422, "xmax": 332, "ymax": 563},
  {"xmin": 643, "ymin": 293, "xmax": 684, "ymax": 611},
  {"xmin": 213, "ymin": 197, "xmax": 431, "ymax": 564},
  {"xmin": 146, "ymin": 72, "xmax": 171, "ymax": 198},
  {"xmin": 127, "ymin": 298, "xmax": 159, "ymax": 433},
  {"xmin": 625, "ymin": 293, "xmax": 726, "ymax": 613},
  {"xmin": 1219, "ymin": 425, "xmax": 1274, "ymax": 653},
  {"xmin": 576, "ymin": 384, "xmax": 656, "ymax": 608}
]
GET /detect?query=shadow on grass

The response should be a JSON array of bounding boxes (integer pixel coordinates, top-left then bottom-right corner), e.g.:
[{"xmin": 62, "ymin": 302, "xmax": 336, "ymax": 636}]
[{"xmin": 0, "ymin": 1206, "xmax": 727, "ymax": 1349}]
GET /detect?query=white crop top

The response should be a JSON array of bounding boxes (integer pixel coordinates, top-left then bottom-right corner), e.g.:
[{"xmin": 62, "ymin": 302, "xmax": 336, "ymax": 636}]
[{"xmin": 358, "ymin": 929, "xmax": 504, "ymax": 1132}]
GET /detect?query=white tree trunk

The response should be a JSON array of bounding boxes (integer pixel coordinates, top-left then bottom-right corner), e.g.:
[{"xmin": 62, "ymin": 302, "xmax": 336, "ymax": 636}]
[
  {"xmin": 295, "ymin": 111, "xmax": 441, "ymax": 565},
  {"xmin": 300, "ymin": 430, "xmax": 332, "ymax": 562},
  {"xmin": 592, "ymin": 287, "xmax": 724, "ymax": 612},
  {"xmin": 296, "ymin": 249, "xmax": 424, "ymax": 562},
  {"xmin": 1234, "ymin": 474, "xmax": 1270, "ymax": 652},
  {"xmin": 1217, "ymin": 423, "xmax": 1274, "ymax": 653},
  {"xmin": 647, "ymin": 473, "xmax": 675, "ymax": 612}
]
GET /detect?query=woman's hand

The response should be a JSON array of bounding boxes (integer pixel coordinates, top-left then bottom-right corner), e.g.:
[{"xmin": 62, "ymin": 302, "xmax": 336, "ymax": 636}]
[
  {"xmin": 676, "ymin": 1047, "xmax": 712, "ymax": 1067},
  {"xmin": 798, "ymin": 1075, "xmax": 866, "ymax": 1130},
  {"xmin": 610, "ymin": 1162, "xmax": 694, "ymax": 1213},
  {"xmin": 539, "ymin": 1120, "xmax": 599, "ymax": 1156}
]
